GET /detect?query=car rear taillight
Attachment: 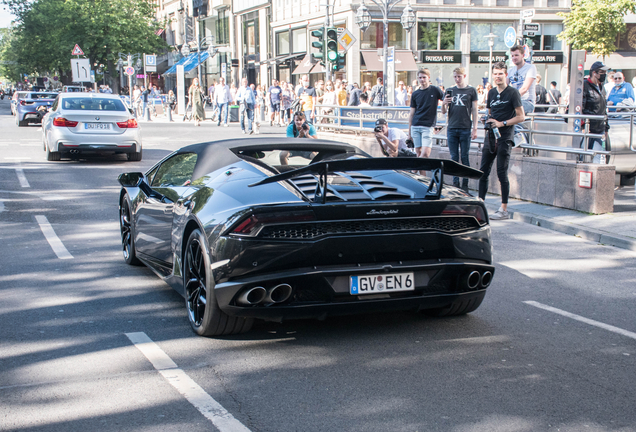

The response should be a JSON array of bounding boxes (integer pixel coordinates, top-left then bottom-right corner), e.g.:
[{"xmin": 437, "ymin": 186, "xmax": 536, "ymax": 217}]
[
  {"xmin": 442, "ymin": 204, "xmax": 487, "ymax": 225},
  {"xmin": 117, "ymin": 119, "xmax": 138, "ymax": 129},
  {"xmin": 52, "ymin": 117, "xmax": 79, "ymax": 127},
  {"xmin": 232, "ymin": 210, "xmax": 316, "ymax": 236}
]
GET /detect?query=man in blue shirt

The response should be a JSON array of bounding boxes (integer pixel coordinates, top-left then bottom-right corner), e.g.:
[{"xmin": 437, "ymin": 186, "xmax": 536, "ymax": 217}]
[
  {"xmin": 607, "ymin": 71, "xmax": 635, "ymax": 112},
  {"xmin": 281, "ymin": 112, "xmax": 317, "ymax": 165},
  {"xmin": 235, "ymin": 78, "xmax": 255, "ymax": 134}
]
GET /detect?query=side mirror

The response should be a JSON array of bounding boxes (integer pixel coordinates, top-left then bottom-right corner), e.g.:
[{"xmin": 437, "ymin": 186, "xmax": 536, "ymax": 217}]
[{"xmin": 118, "ymin": 172, "xmax": 144, "ymax": 187}]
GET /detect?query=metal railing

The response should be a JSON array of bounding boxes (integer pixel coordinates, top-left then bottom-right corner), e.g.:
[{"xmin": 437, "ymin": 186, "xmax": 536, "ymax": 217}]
[{"xmin": 313, "ymin": 104, "xmax": 627, "ymax": 161}]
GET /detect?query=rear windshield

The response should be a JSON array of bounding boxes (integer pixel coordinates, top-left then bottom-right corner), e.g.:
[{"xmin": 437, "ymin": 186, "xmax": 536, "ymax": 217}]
[
  {"xmin": 62, "ymin": 98, "xmax": 126, "ymax": 111},
  {"xmin": 28, "ymin": 93, "xmax": 57, "ymax": 100}
]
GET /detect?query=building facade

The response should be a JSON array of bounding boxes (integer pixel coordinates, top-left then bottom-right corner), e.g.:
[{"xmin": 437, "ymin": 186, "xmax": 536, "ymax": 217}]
[{"xmin": 155, "ymin": 0, "xmax": 573, "ymax": 94}]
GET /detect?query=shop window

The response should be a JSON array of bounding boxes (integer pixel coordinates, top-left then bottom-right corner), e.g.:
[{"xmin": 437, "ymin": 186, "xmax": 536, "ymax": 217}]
[
  {"xmin": 496, "ymin": 0, "xmax": 509, "ymax": 5},
  {"xmin": 470, "ymin": 22, "xmax": 512, "ymax": 51},
  {"xmin": 361, "ymin": 22, "xmax": 407, "ymax": 50},
  {"xmin": 542, "ymin": 23, "xmax": 563, "ymax": 51},
  {"xmin": 277, "ymin": 31, "xmax": 290, "ymax": 56},
  {"xmin": 292, "ymin": 28, "xmax": 307, "ymax": 54},
  {"xmin": 242, "ymin": 12, "xmax": 260, "ymax": 56},
  {"xmin": 522, "ymin": 0, "xmax": 534, "ymax": 5},
  {"xmin": 216, "ymin": 9, "xmax": 229, "ymax": 45},
  {"xmin": 547, "ymin": 0, "xmax": 558, "ymax": 5},
  {"xmin": 418, "ymin": 22, "xmax": 459, "ymax": 51}
]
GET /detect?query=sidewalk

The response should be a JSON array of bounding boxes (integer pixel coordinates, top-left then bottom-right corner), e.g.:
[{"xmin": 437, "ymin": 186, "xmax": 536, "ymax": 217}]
[{"xmin": 482, "ymin": 186, "xmax": 636, "ymax": 251}]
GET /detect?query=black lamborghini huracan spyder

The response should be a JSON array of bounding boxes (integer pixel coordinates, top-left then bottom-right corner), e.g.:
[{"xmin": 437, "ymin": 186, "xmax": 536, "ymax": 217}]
[{"xmin": 118, "ymin": 138, "xmax": 494, "ymax": 336}]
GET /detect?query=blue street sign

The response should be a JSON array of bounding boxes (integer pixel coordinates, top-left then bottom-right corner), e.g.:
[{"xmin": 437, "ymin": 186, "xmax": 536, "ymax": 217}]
[{"xmin": 504, "ymin": 27, "xmax": 516, "ymax": 48}]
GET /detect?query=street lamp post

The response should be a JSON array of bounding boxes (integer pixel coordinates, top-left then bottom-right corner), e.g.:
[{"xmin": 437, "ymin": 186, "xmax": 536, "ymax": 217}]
[
  {"xmin": 484, "ymin": 33, "xmax": 498, "ymax": 85},
  {"xmin": 355, "ymin": 0, "xmax": 415, "ymax": 106},
  {"xmin": 182, "ymin": 35, "xmax": 216, "ymax": 86},
  {"xmin": 117, "ymin": 53, "xmax": 142, "ymax": 106}
]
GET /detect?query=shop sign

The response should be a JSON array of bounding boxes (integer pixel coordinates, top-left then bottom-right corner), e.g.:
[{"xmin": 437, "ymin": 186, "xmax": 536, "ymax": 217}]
[
  {"xmin": 419, "ymin": 51, "xmax": 462, "ymax": 63},
  {"xmin": 470, "ymin": 52, "xmax": 507, "ymax": 63},
  {"xmin": 530, "ymin": 52, "xmax": 564, "ymax": 63}
]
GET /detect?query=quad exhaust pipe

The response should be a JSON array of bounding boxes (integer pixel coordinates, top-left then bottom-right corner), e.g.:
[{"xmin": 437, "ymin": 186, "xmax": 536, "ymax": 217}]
[
  {"xmin": 264, "ymin": 284, "xmax": 293, "ymax": 304},
  {"xmin": 465, "ymin": 270, "xmax": 493, "ymax": 290},
  {"xmin": 236, "ymin": 283, "xmax": 293, "ymax": 306},
  {"xmin": 236, "ymin": 286, "xmax": 266, "ymax": 305}
]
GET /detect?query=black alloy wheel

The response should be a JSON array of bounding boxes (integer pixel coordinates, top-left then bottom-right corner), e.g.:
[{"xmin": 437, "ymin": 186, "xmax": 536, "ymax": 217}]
[
  {"xmin": 184, "ymin": 229, "xmax": 253, "ymax": 336},
  {"xmin": 120, "ymin": 194, "xmax": 141, "ymax": 265}
]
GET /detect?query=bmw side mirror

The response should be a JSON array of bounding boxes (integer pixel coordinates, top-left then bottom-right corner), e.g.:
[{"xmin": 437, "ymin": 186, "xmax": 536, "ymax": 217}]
[{"xmin": 118, "ymin": 172, "xmax": 144, "ymax": 187}]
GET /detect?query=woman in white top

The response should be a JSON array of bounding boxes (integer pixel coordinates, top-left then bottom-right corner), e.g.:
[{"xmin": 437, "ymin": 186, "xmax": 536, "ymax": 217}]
[{"xmin": 321, "ymin": 80, "xmax": 337, "ymax": 123}]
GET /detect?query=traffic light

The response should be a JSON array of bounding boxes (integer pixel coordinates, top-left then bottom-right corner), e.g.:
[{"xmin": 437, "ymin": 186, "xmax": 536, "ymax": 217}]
[
  {"xmin": 333, "ymin": 53, "xmax": 346, "ymax": 71},
  {"xmin": 311, "ymin": 29, "xmax": 325, "ymax": 65},
  {"xmin": 326, "ymin": 27, "xmax": 339, "ymax": 63}
]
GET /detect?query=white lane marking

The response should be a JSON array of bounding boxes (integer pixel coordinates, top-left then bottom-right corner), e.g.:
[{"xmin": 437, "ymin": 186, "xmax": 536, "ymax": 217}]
[
  {"xmin": 15, "ymin": 168, "xmax": 30, "ymax": 188},
  {"xmin": 0, "ymin": 199, "xmax": 4, "ymax": 213},
  {"xmin": 34, "ymin": 215, "xmax": 74, "ymax": 259},
  {"xmin": 126, "ymin": 332, "xmax": 251, "ymax": 432},
  {"xmin": 4, "ymin": 157, "xmax": 32, "ymax": 160},
  {"xmin": 524, "ymin": 301, "xmax": 636, "ymax": 341}
]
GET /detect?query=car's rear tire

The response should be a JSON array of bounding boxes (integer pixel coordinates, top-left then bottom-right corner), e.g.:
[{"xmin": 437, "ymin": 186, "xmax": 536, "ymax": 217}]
[
  {"xmin": 16, "ymin": 116, "xmax": 27, "ymax": 127},
  {"xmin": 46, "ymin": 144, "xmax": 61, "ymax": 161},
  {"xmin": 184, "ymin": 229, "xmax": 253, "ymax": 337},
  {"xmin": 127, "ymin": 149, "xmax": 142, "ymax": 161},
  {"xmin": 120, "ymin": 194, "xmax": 142, "ymax": 266},
  {"xmin": 422, "ymin": 291, "xmax": 486, "ymax": 317}
]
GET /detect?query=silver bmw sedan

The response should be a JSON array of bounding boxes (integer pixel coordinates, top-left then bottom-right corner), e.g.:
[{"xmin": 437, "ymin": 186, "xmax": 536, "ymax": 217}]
[{"xmin": 42, "ymin": 93, "xmax": 143, "ymax": 161}]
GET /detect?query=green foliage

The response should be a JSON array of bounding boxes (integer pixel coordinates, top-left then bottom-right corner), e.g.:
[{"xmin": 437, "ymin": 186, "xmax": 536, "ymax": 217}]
[
  {"xmin": 558, "ymin": 0, "xmax": 636, "ymax": 57},
  {"xmin": 1, "ymin": 0, "xmax": 167, "ymax": 78}
]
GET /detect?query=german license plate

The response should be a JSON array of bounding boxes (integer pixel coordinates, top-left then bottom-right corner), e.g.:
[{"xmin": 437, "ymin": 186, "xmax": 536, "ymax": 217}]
[
  {"xmin": 350, "ymin": 272, "xmax": 414, "ymax": 295},
  {"xmin": 84, "ymin": 123, "xmax": 110, "ymax": 130}
]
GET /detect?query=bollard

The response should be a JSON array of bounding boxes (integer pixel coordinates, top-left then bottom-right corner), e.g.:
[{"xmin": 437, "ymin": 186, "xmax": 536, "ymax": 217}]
[
  {"xmin": 166, "ymin": 105, "xmax": 173, "ymax": 122},
  {"xmin": 144, "ymin": 105, "xmax": 151, "ymax": 121}
]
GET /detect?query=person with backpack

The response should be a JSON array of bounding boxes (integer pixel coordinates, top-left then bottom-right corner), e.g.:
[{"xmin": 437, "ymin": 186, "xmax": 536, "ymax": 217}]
[{"xmin": 534, "ymin": 74, "xmax": 549, "ymax": 113}]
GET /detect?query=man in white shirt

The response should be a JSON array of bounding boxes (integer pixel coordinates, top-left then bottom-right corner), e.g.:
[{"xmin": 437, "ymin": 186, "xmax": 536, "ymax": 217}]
[
  {"xmin": 507, "ymin": 44, "xmax": 536, "ymax": 136},
  {"xmin": 374, "ymin": 118, "xmax": 415, "ymax": 157},
  {"xmin": 395, "ymin": 81, "xmax": 408, "ymax": 107},
  {"xmin": 214, "ymin": 77, "xmax": 232, "ymax": 127}
]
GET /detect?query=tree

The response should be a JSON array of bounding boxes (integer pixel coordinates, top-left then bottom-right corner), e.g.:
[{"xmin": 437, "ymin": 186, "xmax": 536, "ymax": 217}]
[
  {"xmin": 1, "ymin": 0, "xmax": 166, "ymax": 85},
  {"xmin": 557, "ymin": 0, "xmax": 636, "ymax": 57}
]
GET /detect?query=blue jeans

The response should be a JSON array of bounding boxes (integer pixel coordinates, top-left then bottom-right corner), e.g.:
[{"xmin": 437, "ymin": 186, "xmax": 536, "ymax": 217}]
[
  {"xmin": 447, "ymin": 128, "xmax": 472, "ymax": 188},
  {"xmin": 217, "ymin": 102, "xmax": 228, "ymax": 125},
  {"xmin": 304, "ymin": 110, "xmax": 313, "ymax": 122},
  {"xmin": 240, "ymin": 103, "xmax": 254, "ymax": 132}
]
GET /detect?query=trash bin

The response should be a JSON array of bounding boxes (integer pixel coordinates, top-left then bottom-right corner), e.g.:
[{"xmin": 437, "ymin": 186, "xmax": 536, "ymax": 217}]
[{"xmin": 229, "ymin": 105, "xmax": 239, "ymax": 122}]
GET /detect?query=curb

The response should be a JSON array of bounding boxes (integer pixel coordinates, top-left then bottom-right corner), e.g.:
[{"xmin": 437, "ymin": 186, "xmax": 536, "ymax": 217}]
[{"xmin": 484, "ymin": 204, "xmax": 636, "ymax": 252}]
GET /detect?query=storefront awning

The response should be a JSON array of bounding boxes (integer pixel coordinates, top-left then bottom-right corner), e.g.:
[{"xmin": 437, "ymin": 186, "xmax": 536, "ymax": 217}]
[
  {"xmin": 310, "ymin": 62, "xmax": 327, "ymax": 74},
  {"xmin": 292, "ymin": 54, "xmax": 315, "ymax": 75},
  {"xmin": 585, "ymin": 53, "xmax": 636, "ymax": 71},
  {"xmin": 361, "ymin": 51, "xmax": 418, "ymax": 72},
  {"xmin": 163, "ymin": 52, "xmax": 210, "ymax": 76}
]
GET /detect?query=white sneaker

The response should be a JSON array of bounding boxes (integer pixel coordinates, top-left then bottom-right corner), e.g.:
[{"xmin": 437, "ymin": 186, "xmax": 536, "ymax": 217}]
[
  {"xmin": 224, "ymin": 123, "xmax": 228, "ymax": 127},
  {"xmin": 241, "ymin": 130, "xmax": 246, "ymax": 134},
  {"xmin": 490, "ymin": 208, "xmax": 510, "ymax": 220}
]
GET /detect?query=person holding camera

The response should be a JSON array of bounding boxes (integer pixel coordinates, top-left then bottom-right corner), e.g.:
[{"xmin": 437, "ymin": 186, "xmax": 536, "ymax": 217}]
[
  {"xmin": 479, "ymin": 62, "xmax": 525, "ymax": 220},
  {"xmin": 374, "ymin": 118, "xmax": 416, "ymax": 157},
  {"xmin": 286, "ymin": 111, "xmax": 317, "ymax": 139},
  {"xmin": 441, "ymin": 67, "xmax": 478, "ymax": 192}
]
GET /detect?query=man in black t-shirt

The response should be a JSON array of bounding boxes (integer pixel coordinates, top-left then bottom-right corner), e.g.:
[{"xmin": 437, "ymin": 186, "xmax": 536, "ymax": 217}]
[
  {"xmin": 441, "ymin": 67, "xmax": 478, "ymax": 191},
  {"xmin": 479, "ymin": 62, "xmax": 525, "ymax": 220},
  {"xmin": 534, "ymin": 74, "xmax": 548, "ymax": 113},
  {"xmin": 408, "ymin": 68, "xmax": 444, "ymax": 158}
]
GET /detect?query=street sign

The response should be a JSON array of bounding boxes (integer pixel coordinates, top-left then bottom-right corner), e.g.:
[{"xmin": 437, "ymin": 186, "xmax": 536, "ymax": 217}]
[
  {"xmin": 523, "ymin": 23, "xmax": 541, "ymax": 37},
  {"xmin": 504, "ymin": 27, "xmax": 516, "ymax": 48},
  {"xmin": 145, "ymin": 54, "xmax": 157, "ymax": 72},
  {"xmin": 125, "ymin": 66, "xmax": 135, "ymax": 76},
  {"xmin": 523, "ymin": 44, "xmax": 531, "ymax": 60},
  {"xmin": 70, "ymin": 58, "xmax": 91, "ymax": 82},
  {"xmin": 521, "ymin": 9, "xmax": 535, "ymax": 19},
  {"xmin": 338, "ymin": 28, "xmax": 357, "ymax": 53},
  {"xmin": 71, "ymin": 44, "xmax": 84, "ymax": 56}
]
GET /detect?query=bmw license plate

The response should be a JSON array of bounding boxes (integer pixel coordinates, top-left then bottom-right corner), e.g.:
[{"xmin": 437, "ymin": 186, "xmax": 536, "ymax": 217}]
[
  {"xmin": 350, "ymin": 272, "xmax": 414, "ymax": 295},
  {"xmin": 84, "ymin": 123, "xmax": 110, "ymax": 130}
]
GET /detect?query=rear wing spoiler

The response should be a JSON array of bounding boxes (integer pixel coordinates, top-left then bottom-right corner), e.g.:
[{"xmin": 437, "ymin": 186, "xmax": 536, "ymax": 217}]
[{"xmin": 249, "ymin": 157, "xmax": 483, "ymax": 202}]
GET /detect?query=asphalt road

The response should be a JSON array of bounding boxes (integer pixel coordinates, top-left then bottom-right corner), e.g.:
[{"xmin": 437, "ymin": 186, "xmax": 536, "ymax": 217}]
[{"xmin": 1, "ymin": 97, "xmax": 636, "ymax": 432}]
